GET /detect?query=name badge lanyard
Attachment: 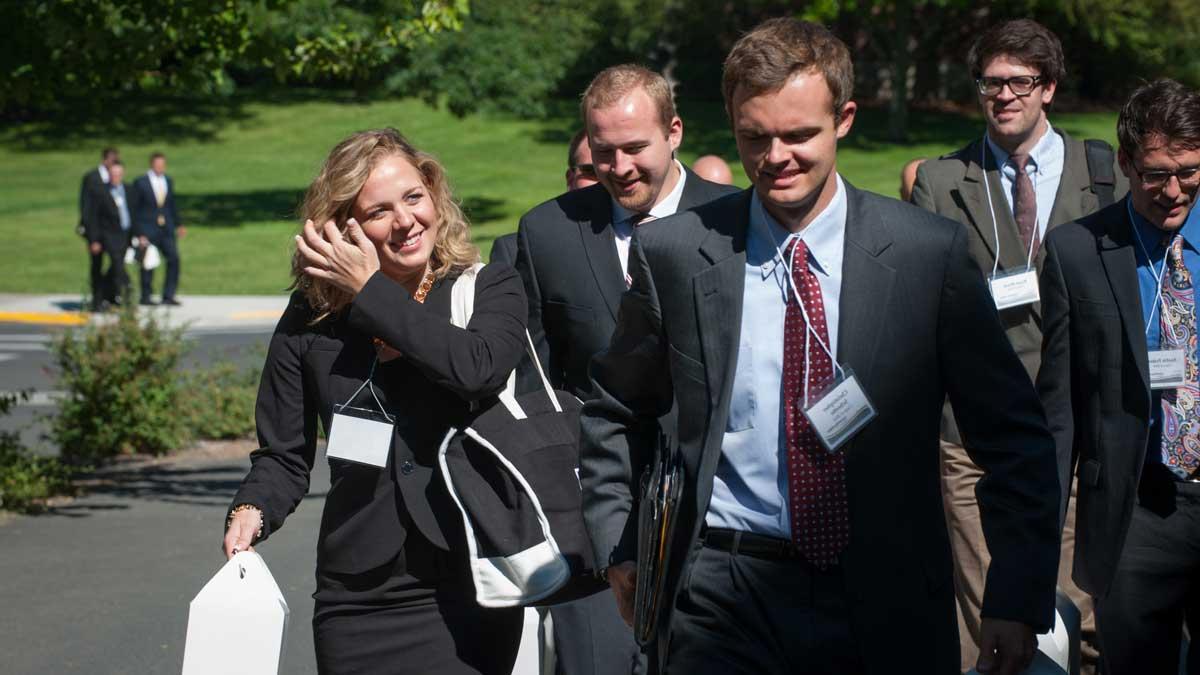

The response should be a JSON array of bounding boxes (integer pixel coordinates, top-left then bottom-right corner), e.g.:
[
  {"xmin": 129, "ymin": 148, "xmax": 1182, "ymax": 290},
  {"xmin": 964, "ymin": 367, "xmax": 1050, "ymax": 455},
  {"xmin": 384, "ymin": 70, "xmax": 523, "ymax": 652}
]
[
  {"xmin": 981, "ymin": 139, "xmax": 1040, "ymax": 280},
  {"xmin": 1129, "ymin": 198, "xmax": 1172, "ymax": 338},
  {"xmin": 757, "ymin": 199, "xmax": 845, "ymax": 409},
  {"xmin": 337, "ymin": 355, "xmax": 395, "ymax": 423}
]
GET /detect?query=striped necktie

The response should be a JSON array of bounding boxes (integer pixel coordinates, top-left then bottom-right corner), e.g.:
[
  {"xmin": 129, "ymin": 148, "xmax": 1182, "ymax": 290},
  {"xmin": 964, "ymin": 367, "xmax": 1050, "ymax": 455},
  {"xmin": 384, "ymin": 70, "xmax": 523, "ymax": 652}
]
[{"xmin": 624, "ymin": 213, "xmax": 655, "ymax": 288}]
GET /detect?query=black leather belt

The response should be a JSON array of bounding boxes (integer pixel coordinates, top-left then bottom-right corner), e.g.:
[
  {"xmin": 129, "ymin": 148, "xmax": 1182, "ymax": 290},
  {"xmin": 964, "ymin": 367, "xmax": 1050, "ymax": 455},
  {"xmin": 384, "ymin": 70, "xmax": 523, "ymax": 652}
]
[{"xmin": 702, "ymin": 528, "xmax": 808, "ymax": 562}]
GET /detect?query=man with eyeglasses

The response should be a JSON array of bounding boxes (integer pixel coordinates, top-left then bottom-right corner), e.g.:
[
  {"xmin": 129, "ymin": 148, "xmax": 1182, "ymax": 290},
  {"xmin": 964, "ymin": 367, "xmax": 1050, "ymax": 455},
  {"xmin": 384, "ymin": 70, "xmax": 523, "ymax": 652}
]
[
  {"xmin": 910, "ymin": 18, "xmax": 1127, "ymax": 672},
  {"xmin": 1038, "ymin": 78, "xmax": 1200, "ymax": 675},
  {"xmin": 491, "ymin": 129, "xmax": 600, "ymax": 265},
  {"xmin": 907, "ymin": 15, "xmax": 1123, "ymax": 667}
]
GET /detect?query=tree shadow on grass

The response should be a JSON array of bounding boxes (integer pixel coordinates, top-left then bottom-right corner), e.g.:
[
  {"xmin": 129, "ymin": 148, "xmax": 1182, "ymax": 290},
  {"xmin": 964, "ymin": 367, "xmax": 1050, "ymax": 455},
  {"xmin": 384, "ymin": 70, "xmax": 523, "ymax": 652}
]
[
  {"xmin": 178, "ymin": 189, "xmax": 305, "ymax": 228},
  {"xmin": 0, "ymin": 88, "xmax": 377, "ymax": 153}
]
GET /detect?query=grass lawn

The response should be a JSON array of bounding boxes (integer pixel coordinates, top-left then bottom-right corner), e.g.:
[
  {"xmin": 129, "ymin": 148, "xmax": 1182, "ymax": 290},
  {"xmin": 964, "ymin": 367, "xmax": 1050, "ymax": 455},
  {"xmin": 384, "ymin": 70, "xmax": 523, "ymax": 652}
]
[{"xmin": 0, "ymin": 90, "xmax": 1120, "ymax": 295}]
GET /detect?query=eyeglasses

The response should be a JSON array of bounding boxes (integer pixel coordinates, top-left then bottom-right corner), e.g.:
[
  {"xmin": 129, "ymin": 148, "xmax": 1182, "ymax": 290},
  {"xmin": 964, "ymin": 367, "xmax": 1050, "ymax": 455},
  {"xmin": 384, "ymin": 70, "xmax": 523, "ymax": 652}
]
[
  {"xmin": 975, "ymin": 75, "xmax": 1044, "ymax": 97},
  {"xmin": 1131, "ymin": 163, "xmax": 1200, "ymax": 190},
  {"xmin": 571, "ymin": 163, "xmax": 596, "ymax": 178}
]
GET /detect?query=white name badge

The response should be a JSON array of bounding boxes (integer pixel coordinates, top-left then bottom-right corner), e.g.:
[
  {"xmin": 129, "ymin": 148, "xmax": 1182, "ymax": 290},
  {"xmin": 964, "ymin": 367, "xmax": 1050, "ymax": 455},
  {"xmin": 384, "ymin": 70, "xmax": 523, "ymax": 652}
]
[
  {"xmin": 801, "ymin": 370, "xmax": 878, "ymax": 452},
  {"xmin": 1148, "ymin": 350, "xmax": 1187, "ymax": 390},
  {"xmin": 326, "ymin": 404, "xmax": 394, "ymax": 467},
  {"xmin": 989, "ymin": 268, "xmax": 1040, "ymax": 310}
]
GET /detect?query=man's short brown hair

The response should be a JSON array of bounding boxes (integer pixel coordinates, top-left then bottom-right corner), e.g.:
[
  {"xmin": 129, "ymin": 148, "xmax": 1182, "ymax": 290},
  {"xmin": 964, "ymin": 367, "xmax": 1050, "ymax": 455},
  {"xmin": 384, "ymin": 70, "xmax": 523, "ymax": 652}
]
[
  {"xmin": 580, "ymin": 64, "xmax": 677, "ymax": 133},
  {"xmin": 567, "ymin": 129, "xmax": 588, "ymax": 169},
  {"xmin": 967, "ymin": 19, "xmax": 1066, "ymax": 84},
  {"xmin": 1117, "ymin": 79, "xmax": 1200, "ymax": 159},
  {"xmin": 721, "ymin": 18, "xmax": 854, "ymax": 119}
]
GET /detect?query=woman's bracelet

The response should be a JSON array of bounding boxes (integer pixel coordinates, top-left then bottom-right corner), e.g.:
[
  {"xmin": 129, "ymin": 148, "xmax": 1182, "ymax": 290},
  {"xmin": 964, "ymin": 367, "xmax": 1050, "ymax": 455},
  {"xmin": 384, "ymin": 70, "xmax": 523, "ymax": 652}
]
[{"xmin": 227, "ymin": 504, "xmax": 264, "ymax": 542}]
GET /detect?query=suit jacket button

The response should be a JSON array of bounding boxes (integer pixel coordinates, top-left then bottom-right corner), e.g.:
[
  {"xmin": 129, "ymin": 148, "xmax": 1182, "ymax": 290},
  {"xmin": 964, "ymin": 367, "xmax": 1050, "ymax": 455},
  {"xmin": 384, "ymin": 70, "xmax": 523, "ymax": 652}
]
[{"xmin": 400, "ymin": 460, "xmax": 414, "ymax": 475}]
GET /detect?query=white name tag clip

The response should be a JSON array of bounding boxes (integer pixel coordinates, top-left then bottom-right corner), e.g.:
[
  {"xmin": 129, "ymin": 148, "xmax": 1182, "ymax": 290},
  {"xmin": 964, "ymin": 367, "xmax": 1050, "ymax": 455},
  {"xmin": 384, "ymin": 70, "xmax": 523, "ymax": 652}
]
[
  {"xmin": 801, "ymin": 367, "xmax": 878, "ymax": 453},
  {"xmin": 1148, "ymin": 349, "xmax": 1187, "ymax": 390},
  {"xmin": 989, "ymin": 266, "xmax": 1040, "ymax": 310},
  {"xmin": 326, "ymin": 362, "xmax": 395, "ymax": 468}
]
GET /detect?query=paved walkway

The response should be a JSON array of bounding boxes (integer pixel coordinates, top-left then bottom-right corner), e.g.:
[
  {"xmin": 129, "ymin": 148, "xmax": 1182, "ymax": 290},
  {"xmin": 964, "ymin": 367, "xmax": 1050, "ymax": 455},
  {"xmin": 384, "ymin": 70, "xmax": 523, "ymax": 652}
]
[
  {"xmin": 0, "ymin": 294, "xmax": 290, "ymax": 331},
  {"xmin": 0, "ymin": 443, "xmax": 327, "ymax": 674}
]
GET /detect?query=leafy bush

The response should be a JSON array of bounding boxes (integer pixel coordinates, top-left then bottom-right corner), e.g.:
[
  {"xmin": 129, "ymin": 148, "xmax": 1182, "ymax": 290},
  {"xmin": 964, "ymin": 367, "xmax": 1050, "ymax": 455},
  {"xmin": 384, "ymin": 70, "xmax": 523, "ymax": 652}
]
[
  {"xmin": 179, "ymin": 361, "xmax": 259, "ymax": 440},
  {"xmin": 50, "ymin": 302, "xmax": 189, "ymax": 462},
  {"xmin": 0, "ymin": 392, "xmax": 75, "ymax": 513}
]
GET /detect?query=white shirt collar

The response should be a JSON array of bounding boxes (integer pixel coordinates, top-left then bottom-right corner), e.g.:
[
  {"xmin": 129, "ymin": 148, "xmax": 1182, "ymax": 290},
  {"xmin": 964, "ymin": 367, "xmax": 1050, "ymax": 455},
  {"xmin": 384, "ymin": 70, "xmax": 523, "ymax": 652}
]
[
  {"xmin": 611, "ymin": 159, "xmax": 688, "ymax": 224},
  {"xmin": 98, "ymin": 164, "xmax": 110, "ymax": 183},
  {"xmin": 748, "ymin": 174, "xmax": 847, "ymax": 280},
  {"xmin": 986, "ymin": 121, "xmax": 1057, "ymax": 172}
]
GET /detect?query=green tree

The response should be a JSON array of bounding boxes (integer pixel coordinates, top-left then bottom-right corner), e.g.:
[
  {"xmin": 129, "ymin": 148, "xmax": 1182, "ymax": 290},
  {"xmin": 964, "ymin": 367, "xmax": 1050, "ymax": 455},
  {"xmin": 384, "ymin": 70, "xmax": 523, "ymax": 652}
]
[{"xmin": 0, "ymin": 0, "xmax": 468, "ymax": 116}]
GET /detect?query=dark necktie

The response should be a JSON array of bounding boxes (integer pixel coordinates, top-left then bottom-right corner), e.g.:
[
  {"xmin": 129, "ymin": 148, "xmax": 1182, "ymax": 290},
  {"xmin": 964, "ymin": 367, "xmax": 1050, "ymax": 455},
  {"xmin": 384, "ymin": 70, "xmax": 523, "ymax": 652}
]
[
  {"xmin": 1010, "ymin": 153, "xmax": 1039, "ymax": 255},
  {"xmin": 1160, "ymin": 234, "xmax": 1200, "ymax": 478},
  {"xmin": 624, "ymin": 213, "xmax": 654, "ymax": 288},
  {"xmin": 781, "ymin": 240, "xmax": 849, "ymax": 568}
]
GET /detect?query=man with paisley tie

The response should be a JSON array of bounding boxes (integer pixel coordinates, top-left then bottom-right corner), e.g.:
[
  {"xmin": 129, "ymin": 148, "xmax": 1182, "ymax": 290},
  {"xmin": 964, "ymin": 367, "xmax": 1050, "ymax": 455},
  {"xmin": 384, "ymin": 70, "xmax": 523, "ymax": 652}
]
[
  {"xmin": 1038, "ymin": 78, "xmax": 1200, "ymax": 675},
  {"xmin": 131, "ymin": 152, "xmax": 184, "ymax": 306}
]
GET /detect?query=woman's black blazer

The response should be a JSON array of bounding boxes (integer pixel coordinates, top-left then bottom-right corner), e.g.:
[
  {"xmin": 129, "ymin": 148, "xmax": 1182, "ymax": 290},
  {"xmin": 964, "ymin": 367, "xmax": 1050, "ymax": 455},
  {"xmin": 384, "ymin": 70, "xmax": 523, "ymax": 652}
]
[{"xmin": 229, "ymin": 264, "xmax": 528, "ymax": 576}]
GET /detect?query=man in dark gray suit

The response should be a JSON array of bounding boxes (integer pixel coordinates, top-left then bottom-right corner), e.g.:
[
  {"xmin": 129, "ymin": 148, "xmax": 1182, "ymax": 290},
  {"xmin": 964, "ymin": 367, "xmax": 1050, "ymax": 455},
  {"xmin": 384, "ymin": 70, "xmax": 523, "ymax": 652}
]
[
  {"xmin": 79, "ymin": 147, "xmax": 120, "ymax": 310},
  {"xmin": 490, "ymin": 129, "xmax": 598, "ymax": 266},
  {"xmin": 582, "ymin": 18, "xmax": 1059, "ymax": 675},
  {"xmin": 909, "ymin": 20, "xmax": 1126, "ymax": 669},
  {"xmin": 131, "ymin": 152, "xmax": 185, "ymax": 306},
  {"xmin": 1038, "ymin": 78, "xmax": 1200, "ymax": 675},
  {"xmin": 514, "ymin": 65, "xmax": 736, "ymax": 675}
]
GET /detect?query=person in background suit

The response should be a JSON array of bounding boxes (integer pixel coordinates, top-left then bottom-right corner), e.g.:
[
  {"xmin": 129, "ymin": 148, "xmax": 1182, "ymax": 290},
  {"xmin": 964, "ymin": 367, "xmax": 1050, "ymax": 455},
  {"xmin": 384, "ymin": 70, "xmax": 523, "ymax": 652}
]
[
  {"xmin": 80, "ymin": 147, "xmax": 120, "ymax": 310},
  {"xmin": 223, "ymin": 128, "xmax": 526, "ymax": 674},
  {"xmin": 909, "ymin": 20, "xmax": 1127, "ymax": 671},
  {"xmin": 581, "ymin": 18, "xmax": 1059, "ymax": 675},
  {"xmin": 1038, "ymin": 78, "xmax": 1200, "ymax": 675},
  {"xmin": 131, "ymin": 152, "xmax": 185, "ymax": 306},
  {"xmin": 691, "ymin": 154, "xmax": 734, "ymax": 185},
  {"xmin": 514, "ymin": 64, "xmax": 737, "ymax": 675},
  {"xmin": 490, "ymin": 130, "xmax": 598, "ymax": 266},
  {"xmin": 85, "ymin": 162, "xmax": 133, "ymax": 307},
  {"xmin": 899, "ymin": 158, "xmax": 924, "ymax": 202}
]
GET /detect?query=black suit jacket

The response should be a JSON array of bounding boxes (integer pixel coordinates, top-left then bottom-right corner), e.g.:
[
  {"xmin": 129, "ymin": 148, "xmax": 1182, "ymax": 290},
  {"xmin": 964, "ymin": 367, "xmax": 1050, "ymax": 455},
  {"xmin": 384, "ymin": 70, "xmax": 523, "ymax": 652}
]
[
  {"xmin": 1036, "ymin": 200, "xmax": 1155, "ymax": 598},
  {"xmin": 230, "ymin": 266, "xmax": 527, "ymax": 580},
  {"xmin": 580, "ymin": 184, "xmax": 1060, "ymax": 673},
  {"xmin": 79, "ymin": 168, "xmax": 107, "ymax": 239},
  {"xmin": 489, "ymin": 232, "xmax": 518, "ymax": 267},
  {"xmin": 86, "ymin": 182, "xmax": 132, "ymax": 246},
  {"xmin": 515, "ymin": 169, "xmax": 738, "ymax": 398},
  {"xmin": 131, "ymin": 173, "xmax": 181, "ymax": 238}
]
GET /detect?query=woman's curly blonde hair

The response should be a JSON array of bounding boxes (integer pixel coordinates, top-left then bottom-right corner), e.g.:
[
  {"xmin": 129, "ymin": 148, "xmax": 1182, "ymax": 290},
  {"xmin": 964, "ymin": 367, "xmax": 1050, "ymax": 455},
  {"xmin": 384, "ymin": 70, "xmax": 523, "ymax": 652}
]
[{"xmin": 291, "ymin": 128, "xmax": 479, "ymax": 321}]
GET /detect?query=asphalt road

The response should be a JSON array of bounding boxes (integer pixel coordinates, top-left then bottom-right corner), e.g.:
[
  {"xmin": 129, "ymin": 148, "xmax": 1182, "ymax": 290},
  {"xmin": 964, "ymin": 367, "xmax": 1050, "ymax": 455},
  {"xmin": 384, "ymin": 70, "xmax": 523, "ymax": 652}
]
[{"xmin": 0, "ymin": 445, "xmax": 329, "ymax": 674}]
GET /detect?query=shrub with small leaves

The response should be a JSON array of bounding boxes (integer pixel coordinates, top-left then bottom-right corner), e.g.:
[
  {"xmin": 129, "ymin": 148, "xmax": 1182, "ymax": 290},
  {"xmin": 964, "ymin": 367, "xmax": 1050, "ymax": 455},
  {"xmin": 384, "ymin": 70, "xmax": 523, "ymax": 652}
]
[
  {"xmin": 179, "ymin": 361, "xmax": 259, "ymax": 440},
  {"xmin": 0, "ymin": 392, "xmax": 75, "ymax": 513},
  {"xmin": 50, "ymin": 302, "xmax": 189, "ymax": 462}
]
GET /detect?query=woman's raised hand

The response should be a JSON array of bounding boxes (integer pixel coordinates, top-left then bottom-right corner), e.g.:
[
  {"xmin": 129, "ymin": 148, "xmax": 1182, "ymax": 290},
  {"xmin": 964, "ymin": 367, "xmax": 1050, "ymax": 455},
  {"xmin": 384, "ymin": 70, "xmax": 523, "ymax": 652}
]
[{"xmin": 296, "ymin": 218, "xmax": 380, "ymax": 295}]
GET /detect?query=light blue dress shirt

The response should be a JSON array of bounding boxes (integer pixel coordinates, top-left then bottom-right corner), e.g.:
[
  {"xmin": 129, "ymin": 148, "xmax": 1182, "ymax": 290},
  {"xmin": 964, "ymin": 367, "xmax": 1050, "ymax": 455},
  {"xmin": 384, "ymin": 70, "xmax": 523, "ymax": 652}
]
[
  {"xmin": 109, "ymin": 184, "xmax": 131, "ymax": 232},
  {"xmin": 705, "ymin": 175, "xmax": 847, "ymax": 538},
  {"xmin": 986, "ymin": 123, "xmax": 1065, "ymax": 247},
  {"xmin": 1131, "ymin": 198, "xmax": 1200, "ymax": 474}
]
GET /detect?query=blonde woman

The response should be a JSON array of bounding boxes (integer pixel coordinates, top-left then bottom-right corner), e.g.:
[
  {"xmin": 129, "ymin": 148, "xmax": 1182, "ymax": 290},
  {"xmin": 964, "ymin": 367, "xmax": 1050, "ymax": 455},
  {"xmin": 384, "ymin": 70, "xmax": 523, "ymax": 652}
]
[{"xmin": 223, "ymin": 128, "xmax": 526, "ymax": 674}]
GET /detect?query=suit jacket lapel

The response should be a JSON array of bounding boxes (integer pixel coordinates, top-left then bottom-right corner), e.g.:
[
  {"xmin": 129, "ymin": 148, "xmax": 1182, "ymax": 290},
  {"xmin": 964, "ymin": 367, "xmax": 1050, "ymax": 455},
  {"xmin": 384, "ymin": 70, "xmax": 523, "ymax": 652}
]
[
  {"xmin": 677, "ymin": 166, "xmax": 713, "ymax": 211},
  {"xmin": 837, "ymin": 184, "xmax": 896, "ymax": 396},
  {"xmin": 576, "ymin": 191, "xmax": 627, "ymax": 321},
  {"xmin": 1098, "ymin": 212, "xmax": 1150, "ymax": 389},
  {"xmin": 694, "ymin": 191, "xmax": 751, "ymax": 410},
  {"xmin": 959, "ymin": 139, "xmax": 1027, "ymax": 272}
]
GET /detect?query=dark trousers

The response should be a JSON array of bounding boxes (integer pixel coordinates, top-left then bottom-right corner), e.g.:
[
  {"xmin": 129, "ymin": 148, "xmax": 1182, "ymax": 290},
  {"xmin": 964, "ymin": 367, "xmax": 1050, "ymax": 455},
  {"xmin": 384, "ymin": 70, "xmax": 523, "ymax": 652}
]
[
  {"xmin": 88, "ymin": 247, "xmax": 104, "ymax": 308},
  {"xmin": 664, "ymin": 536, "xmax": 862, "ymax": 675},
  {"xmin": 1095, "ymin": 466, "xmax": 1200, "ymax": 675},
  {"xmin": 139, "ymin": 232, "xmax": 180, "ymax": 301},
  {"xmin": 549, "ymin": 590, "xmax": 645, "ymax": 675},
  {"xmin": 93, "ymin": 233, "xmax": 129, "ymax": 305}
]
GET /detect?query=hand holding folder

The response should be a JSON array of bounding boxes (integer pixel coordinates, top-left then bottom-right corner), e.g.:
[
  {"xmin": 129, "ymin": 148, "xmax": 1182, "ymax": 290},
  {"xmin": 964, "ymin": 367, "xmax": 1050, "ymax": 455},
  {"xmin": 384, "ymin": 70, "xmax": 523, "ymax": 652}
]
[{"xmin": 633, "ymin": 436, "xmax": 683, "ymax": 646}]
